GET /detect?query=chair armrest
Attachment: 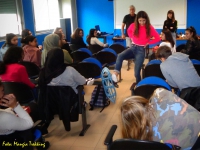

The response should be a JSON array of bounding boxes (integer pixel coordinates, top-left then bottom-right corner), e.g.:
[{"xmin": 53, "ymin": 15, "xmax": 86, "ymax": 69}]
[
  {"xmin": 102, "ymin": 63, "xmax": 109, "ymax": 68},
  {"xmin": 104, "ymin": 125, "xmax": 117, "ymax": 146}
]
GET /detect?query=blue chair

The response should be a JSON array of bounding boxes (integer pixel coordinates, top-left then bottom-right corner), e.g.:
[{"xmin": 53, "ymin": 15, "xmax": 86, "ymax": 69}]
[
  {"xmin": 109, "ymin": 43, "xmax": 125, "ymax": 54},
  {"xmin": 71, "ymin": 48, "xmax": 92, "ymax": 63},
  {"xmin": 191, "ymin": 59, "xmax": 200, "ymax": 76},
  {"xmin": 142, "ymin": 59, "xmax": 165, "ymax": 80},
  {"xmin": 96, "ymin": 48, "xmax": 117, "ymax": 66},
  {"xmin": 104, "ymin": 125, "xmax": 179, "ymax": 150},
  {"xmin": 77, "ymin": 57, "xmax": 102, "ymax": 79},
  {"xmin": 131, "ymin": 77, "xmax": 171, "ymax": 99},
  {"xmin": 89, "ymin": 44, "xmax": 104, "ymax": 54}
]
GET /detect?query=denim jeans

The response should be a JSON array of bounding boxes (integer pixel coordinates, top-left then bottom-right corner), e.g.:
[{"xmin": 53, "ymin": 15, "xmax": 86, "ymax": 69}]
[{"xmin": 114, "ymin": 44, "xmax": 145, "ymax": 83}]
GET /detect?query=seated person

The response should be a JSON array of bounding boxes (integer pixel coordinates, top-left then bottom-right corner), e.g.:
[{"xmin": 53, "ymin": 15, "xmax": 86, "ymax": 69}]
[
  {"xmin": 42, "ymin": 34, "xmax": 73, "ymax": 67},
  {"xmin": 121, "ymin": 88, "xmax": 200, "ymax": 149},
  {"xmin": 0, "ymin": 80, "xmax": 50, "ymax": 149},
  {"xmin": 149, "ymin": 29, "xmax": 176, "ymax": 61},
  {"xmin": 156, "ymin": 45, "xmax": 200, "ymax": 91},
  {"xmin": 40, "ymin": 48, "xmax": 94, "ymax": 94},
  {"xmin": 181, "ymin": 26, "xmax": 200, "ymax": 60},
  {"xmin": 0, "ymin": 33, "xmax": 18, "ymax": 61},
  {"xmin": 54, "ymin": 27, "xmax": 72, "ymax": 54},
  {"xmin": 38, "ymin": 48, "xmax": 94, "ymax": 132},
  {"xmin": 0, "ymin": 82, "xmax": 33, "ymax": 135},
  {"xmin": 70, "ymin": 28, "xmax": 87, "ymax": 48},
  {"xmin": 21, "ymin": 29, "xmax": 32, "ymax": 47},
  {"xmin": 159, "ymin": 29, "xmax": 176, "ymax": 53},
  {"xmin": 22, "ymin": 35, "xmax": 42, "ymax": 67},
  {"xmin": 54, "ymin": 32, "xmax": 72, "ymax": 58},
  {"xmin": 86, "ymin": 29, "xmax": 108, "ymax": 47},
  {"xmin": 0, "ymin": 47, "xmax": 35, "ymax": 89}
]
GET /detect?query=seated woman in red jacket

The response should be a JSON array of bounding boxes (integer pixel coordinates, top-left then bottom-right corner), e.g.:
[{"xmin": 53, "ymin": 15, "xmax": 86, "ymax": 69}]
[{"xmin": 0, "ymin": 46, "xmax": 35, "ymax": 89}]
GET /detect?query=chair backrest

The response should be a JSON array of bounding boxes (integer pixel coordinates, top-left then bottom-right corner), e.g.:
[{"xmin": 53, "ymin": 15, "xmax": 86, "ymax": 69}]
[
  {"xmin": 134, "ymin": 77, "xmax": 171, "ymax": 99},
  {"xmin": 19, "ymin": 61, "xmax": 40, "ymax": 79},
  {"xmin": 191, "ymin": 59, "xmax": 200, "ymax": 76},
  {"xmin": 109, "ymin": 139, "xmax": 172, "ymax": 150},
  {"xmin": 46, "ymin": 86, "xmax": 79, "ymax": 131},
  {"xmin": 96, "ymin": 48, "xmax": 117, "ymax": 66},
  {"xmin": 71, "ymin": 48, "xmax": 92, "ymax": 63},
  {"xmin": 176, "ymin": 44, "xmax": 186, "ymax": 52},
  {"xmin": 76, "ymin": 57, "xmax": 102, "ymax": 79},
  {"xmin": 69, "ymin": 44, "xmax": 82, "ymax": 52},
  {"xmin": 109, "ymin": 43, "xmax": 125, "ymax": 54},
  {"xmin": 88, "ymin": 44, "xmax": 103, "ymax": 54},
  {"xmin": 143, "ymin": 60, "xmax": 165, "ymax": 80},
  {"xmin": 104, "ymin": 125, "xmax": 175, "ymax": 150},
  {"xmin": 2, "ymin": 82, "xmax": 35, "ymax": 104}
]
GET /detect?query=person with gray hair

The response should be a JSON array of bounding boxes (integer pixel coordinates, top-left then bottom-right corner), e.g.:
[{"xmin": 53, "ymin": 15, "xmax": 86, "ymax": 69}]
[{"xmin": 121, "ymin": 5, "xmax": 136, "ymax": 48}]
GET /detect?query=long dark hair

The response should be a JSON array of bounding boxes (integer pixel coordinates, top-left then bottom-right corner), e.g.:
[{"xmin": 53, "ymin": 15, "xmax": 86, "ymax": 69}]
[
  {"xmin": 0, "ymin": 47, "xmax": 24, "ymax": 74},
  {"xmin": 162, "ymin": 29, "xmax": 175, "ymax": 47},
  {"xmin": 24, "ymin": 35, "xmax": 36, "ymax": 45},
  {"xmin": 167, "ymin": 10, "xmax": 175, "ymax": 22},
  {"xmin": 185, "ymin": 26, "xmax": 198, "ymax": 41},
  {"xmin": 21, "ymin": 29, "xmax": 32, "ymax": 44},
  {"xmin": 86, "ymin": 29, "xmax": 96, "ymax": 45},
  {"xmin": 22, "ymin": 29, "xmax": 31, "ymax": 39},
  {"xmin": 134, "ymin": 11, "xmax": 151, "ymax": 38},
  {"xmin": 71, "ymin": 28, "xmax": 84, "ymax": 39},
  {"xmin": 2, "ymin": 33, "xmax": 17, "ymax": 48}
]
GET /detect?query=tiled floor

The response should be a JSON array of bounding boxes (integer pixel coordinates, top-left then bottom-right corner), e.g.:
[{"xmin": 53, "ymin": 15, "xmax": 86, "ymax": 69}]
[{"xmin": 45, "ymin": 59, "xmax": 148, "ymax": 150}]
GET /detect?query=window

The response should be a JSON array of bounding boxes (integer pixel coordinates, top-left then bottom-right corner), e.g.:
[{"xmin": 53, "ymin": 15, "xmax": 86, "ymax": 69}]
[
  {"xmin": 33, "ymin": 0, "xmax": 60, "ymax": 32},
  {"xmin": 0, "ymin": 0, "xmax": 23, "ymax": 37}
]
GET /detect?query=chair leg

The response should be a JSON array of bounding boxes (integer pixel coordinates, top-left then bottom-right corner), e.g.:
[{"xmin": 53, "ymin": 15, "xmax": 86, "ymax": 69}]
[
  {"xmin": 78, "ymin": 86, "xmax": 90, "ymax": 136},
  {"xmin": 118, "ymin": 71, "xmax": 122, "ymax": 82},
  {"xmin": 127, "ymin": 60, "xmax": 131, "ymax": 71}
]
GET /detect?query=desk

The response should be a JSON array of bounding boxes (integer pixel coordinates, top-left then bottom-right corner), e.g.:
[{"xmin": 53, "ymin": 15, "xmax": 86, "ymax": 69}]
[
  {"xmin": 97, "ymin": 33, "xmax": 113, "ymax": 44},
  {"xmin": 112, "ymin": 37, "xmax": 125, "ymax": 41},
  {"xmin": 112, "ymin": 37, "xmax": 150, "ymax": 58}
]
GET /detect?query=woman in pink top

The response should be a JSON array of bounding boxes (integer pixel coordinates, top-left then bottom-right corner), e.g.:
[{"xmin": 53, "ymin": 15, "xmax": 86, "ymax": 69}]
[
  {"xmin": 23, "ymin": 35, "xmax": 42, "ymax": 67},
  {"xmin": 0, "ymin": 47, "xmax": 35, "ymax": 89},
  {"xmin": 112, "ymin": 11, "xmax": 160, "ymax": 85}
]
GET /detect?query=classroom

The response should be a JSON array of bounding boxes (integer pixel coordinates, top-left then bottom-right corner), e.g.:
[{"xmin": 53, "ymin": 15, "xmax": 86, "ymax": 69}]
[{"xmin": 0, "ymin": 0, "xmax": 200, "ymax": 150}]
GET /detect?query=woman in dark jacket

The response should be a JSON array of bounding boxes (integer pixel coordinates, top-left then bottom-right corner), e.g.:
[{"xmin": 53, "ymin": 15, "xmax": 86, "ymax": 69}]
[
  {"xmin": 183, "ymin": 26, "xmax": 200, "ymax": 60},
  {"xmin": 70, "ymin": 28, "xmax": 87, "ymax": 48}
]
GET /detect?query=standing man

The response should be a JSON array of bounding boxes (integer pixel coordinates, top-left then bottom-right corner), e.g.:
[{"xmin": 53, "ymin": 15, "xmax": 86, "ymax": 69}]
[{"xmin": 121, "ymin": 5, "xmax": 136, "ymax": 48}]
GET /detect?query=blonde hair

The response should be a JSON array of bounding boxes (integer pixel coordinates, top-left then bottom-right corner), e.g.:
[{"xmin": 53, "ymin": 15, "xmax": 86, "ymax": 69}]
[{"xmin": 121, "ymin": 96, "xmax": 154, "ymax": 141}]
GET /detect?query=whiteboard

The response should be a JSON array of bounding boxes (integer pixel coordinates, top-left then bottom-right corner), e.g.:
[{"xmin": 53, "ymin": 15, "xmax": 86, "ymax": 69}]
[{"xmin": 114, "ymin": 0, "xmax": 187, "ymax": 29}]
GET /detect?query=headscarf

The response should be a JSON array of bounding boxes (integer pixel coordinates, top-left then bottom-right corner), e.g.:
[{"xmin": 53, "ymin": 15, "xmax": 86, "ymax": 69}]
[
  {"xmin": 41, "ymin": 34, "xmax": 60, "ymax": 67},
  {"xmin": 2, "ymin": 33, "xmax": 16, "ymax": 48},
  {"xmin": 39, "ymin": 48, "xmax": 67, "ymax": 86}
]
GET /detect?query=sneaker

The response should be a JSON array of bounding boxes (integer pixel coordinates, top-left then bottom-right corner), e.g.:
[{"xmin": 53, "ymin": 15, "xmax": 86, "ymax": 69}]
[{"xmin": 112, "ymin": 74, "xmax": 118, "ymax": 83}]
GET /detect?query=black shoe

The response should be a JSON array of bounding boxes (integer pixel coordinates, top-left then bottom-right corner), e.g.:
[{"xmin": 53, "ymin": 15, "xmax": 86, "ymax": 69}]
[{"xmin": 113, "ymin": 81, "xmax": 119, "ymax": 88}]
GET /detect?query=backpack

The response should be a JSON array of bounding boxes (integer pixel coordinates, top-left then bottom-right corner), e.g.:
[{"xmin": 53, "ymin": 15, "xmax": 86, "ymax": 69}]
[{"xmin": 89, "ymin": 84, "xmax": 110, "ymax": 112}]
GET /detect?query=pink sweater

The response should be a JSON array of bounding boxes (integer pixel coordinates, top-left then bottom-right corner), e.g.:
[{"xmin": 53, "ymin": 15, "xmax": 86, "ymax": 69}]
[
  {"xmin": 23, "ymin": 45, "xmax": 41, "ymax": 67},
  {"xmin": 127, "ymin": 23, "xmax": 160, "ymax": 46}
]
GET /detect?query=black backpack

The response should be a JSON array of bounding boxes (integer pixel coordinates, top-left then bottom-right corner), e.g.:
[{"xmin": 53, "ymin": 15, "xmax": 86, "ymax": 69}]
[{"xmin": 89, "ymin": 84, "xmax": 110, "ymax": 112}]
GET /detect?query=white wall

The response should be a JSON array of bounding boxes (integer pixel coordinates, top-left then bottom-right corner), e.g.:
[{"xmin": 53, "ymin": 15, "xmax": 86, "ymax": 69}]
[
  {"xmin": 114, "ymin": 0, "xmax": 187, "ymax": 29},
  {"xmin": 61, "ymin": 0, "xmax": 77, "ymax": 32}
]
